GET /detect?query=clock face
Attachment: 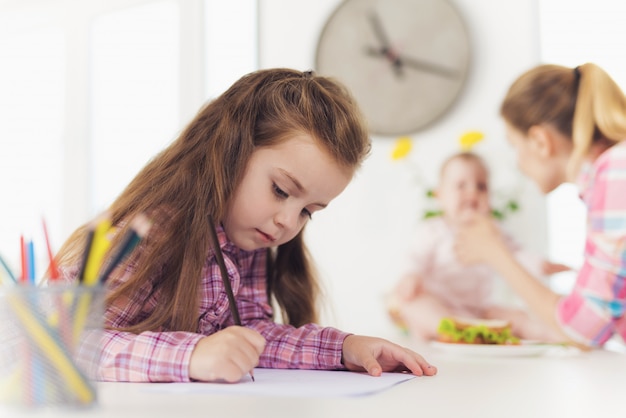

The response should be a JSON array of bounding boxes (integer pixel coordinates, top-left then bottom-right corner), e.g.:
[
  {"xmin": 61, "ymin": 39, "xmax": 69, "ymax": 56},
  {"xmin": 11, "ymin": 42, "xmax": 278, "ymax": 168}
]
[{"xmin": 315, "ymin": 0, "xmax": 471, "ymax": 136}]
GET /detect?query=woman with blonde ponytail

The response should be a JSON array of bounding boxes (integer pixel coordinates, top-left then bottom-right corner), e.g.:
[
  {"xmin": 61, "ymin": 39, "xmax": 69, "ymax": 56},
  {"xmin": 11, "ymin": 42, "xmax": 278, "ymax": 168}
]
[{"xmin": 454, "ymin": 63, "xmax": 626, "ymax": 348}]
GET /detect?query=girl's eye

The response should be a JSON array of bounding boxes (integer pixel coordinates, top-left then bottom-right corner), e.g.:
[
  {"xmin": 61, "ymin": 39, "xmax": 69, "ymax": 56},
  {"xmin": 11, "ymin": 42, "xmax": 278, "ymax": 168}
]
[
  {"xmin": 273, "ymin": 183, "xmax": 289, "ymax": 199},
  {"xmin": 273, "ymin": 182, "xmax": 312, "ymax": 220},
  {"xmin": 301, "ymin": 208, "xmax": 312, "ymax": 220}
]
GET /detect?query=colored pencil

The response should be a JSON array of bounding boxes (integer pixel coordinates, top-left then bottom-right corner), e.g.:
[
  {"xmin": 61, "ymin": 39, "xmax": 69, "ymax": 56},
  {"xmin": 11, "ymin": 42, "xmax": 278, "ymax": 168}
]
[
  {"xmin": 82, "ymin": 218, "xmax": 112, "ymax": 285},
  {"xmin": 208, "ymin": 217, "xmax": 254, "ymax": 382},
  {"xmin": 97, "ymin": 213, "xmax": 152, "ymax": 284},
  {"xmin": 20, "ymin": 234, "xmax": 27, "ymax": 284},
  {"xmin": 73, "ymin": 214, "xmax": 150, "ymax": 343},
  {"xmin": 0, "ymin": 252, "xmax": 17, "ymax": 283},
  {"xmin": 27, "ymin": 240, "xmax": 35, "ymax": 285},
  {"xmin": 76, "ymin": 228, "xmax": 95, "ymax": 284},
  {"xmin": 42, "ymin": 218, "xmax": 60, "ymax": 281},
  {"xmin": 76, "ymin": 213, "xmax": 109, "ymax": 283}
]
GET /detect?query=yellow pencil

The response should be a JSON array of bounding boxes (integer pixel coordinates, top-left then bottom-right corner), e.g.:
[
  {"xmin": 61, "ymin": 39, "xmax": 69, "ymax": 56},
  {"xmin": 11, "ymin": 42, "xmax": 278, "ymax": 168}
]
[
  {"xmin": 82, "ymin": 218, "xmax": 112, "ymax": 286},
  {"xmin": 73, "ymin": 217, "xmax": 112, "ymax": 342}
]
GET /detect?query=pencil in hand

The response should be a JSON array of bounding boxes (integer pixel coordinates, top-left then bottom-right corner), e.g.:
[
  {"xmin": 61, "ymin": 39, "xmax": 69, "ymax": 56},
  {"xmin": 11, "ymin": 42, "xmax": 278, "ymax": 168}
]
[{"xmin": 207, "ymin": 217, "xmax": 255, "ymax": 382}]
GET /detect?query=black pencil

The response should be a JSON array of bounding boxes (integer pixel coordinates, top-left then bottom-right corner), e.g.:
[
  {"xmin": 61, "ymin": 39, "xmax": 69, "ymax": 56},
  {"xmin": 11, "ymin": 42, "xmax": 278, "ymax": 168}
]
[
  {"xmin": 208, "ymin": 216, "xmax": 254, "ymax": 382},
  {"xmin": 77, "ymin": 228, "xmax": 95, "ymax": 284}
]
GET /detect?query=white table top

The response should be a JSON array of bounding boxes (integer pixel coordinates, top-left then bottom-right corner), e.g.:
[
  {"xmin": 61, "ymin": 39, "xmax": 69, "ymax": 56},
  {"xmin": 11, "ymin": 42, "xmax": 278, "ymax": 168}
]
[{"xmin": 3, "ymin": 339, "xmax": 625, "ymax": 418}]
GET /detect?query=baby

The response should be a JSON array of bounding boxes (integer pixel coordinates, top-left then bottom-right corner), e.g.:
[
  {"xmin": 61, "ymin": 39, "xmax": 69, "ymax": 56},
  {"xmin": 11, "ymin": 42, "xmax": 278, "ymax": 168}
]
[{"xmin": 389, "ymin": 152, "xmax": 567, "ymax": 342}]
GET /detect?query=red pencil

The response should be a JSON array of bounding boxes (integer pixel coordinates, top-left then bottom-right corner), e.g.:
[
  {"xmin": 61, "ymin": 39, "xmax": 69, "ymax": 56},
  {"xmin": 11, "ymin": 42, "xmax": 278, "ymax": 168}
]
[
  {"xmin": 20, "ymin": 234, "xmax": 27, "ymax": 283},
  {"xmin": 42, "ymin": 218, "xmax": 60, "ymax": 280}
]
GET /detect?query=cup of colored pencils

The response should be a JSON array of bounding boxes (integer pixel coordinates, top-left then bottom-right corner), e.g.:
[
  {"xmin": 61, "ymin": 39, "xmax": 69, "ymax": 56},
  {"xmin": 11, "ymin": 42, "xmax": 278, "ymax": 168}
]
[{"xmin": 0, "ymin": 283, "xmax": 105, "ymax": 408}]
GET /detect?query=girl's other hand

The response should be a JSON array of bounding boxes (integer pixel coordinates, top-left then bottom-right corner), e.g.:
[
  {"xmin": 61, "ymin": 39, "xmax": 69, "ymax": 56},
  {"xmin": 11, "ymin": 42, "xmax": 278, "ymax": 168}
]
[
  {"xmin": 341, "ymin": 335, "xmax": 437, "ymax": 377},
  {"xmin": 189, "ymin": 326, "xmax": 266, "ymax": 382}
]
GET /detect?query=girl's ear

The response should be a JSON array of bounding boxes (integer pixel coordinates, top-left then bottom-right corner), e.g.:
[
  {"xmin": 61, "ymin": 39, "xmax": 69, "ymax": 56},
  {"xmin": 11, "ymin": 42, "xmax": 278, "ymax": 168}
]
[{"xmin": 527, "ymin": 125, "xmax": 554, "ymax": 158}]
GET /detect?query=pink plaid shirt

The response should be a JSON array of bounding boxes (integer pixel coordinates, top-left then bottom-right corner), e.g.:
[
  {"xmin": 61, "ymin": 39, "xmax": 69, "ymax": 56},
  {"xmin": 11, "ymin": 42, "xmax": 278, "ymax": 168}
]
[
  {"xmin": 72, "ymin": 225, "xmax": 349, "ymax": 382},
  {"xmin": 556, "ymin": 142, "xmax": 626, "ymax": 346}
]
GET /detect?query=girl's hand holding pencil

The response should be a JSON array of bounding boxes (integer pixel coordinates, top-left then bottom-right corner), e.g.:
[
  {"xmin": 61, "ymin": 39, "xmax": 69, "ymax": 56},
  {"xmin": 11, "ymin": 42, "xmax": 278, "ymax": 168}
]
[{"xmin": 188, "ymin": 326, "xmax": 265, "ymax": 383}]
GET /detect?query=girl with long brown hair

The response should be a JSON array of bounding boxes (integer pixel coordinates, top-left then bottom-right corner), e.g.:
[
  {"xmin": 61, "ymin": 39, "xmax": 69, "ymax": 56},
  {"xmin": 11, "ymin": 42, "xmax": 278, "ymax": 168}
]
[{"xmin": 57, "ymin": 68, "xmax": 437, "ymax": 382}]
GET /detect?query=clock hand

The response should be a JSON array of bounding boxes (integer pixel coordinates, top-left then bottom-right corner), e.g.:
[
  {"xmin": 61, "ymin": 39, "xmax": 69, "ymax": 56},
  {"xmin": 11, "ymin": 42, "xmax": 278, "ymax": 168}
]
[
  {"xmin": 366, "ymin": 47, "xmax": 458, "ymax": 80},
  {"xmin": 367, "ymin": 11, "xmax": 403, "ymax": 77},
  {"xmin": 368, "ymin": 11, "xmax": 392, "ymax": 51},
  {"xmin": 397, "ymin": 54, "xmax": 459, "ymax": 79}
]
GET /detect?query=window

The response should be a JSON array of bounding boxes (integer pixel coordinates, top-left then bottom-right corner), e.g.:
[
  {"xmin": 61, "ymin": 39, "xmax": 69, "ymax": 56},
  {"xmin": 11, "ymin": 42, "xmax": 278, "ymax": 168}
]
[
  {"xmin": 0, "ymin": 20, "xmax": 64, "ymax": 277},
  {"xmin": 90, "ymin": 1, "xmax": 180, "ymax": 212},
  {"xmin": 0, "ymin": 0, "xmax": 257, "ymax": 279}
]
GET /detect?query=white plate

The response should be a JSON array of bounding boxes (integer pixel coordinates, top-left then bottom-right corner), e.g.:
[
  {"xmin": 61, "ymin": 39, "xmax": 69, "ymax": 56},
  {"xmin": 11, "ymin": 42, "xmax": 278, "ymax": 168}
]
[{"xmin": 430, "ymin": 340, "xmax": 557, "ymax": 357}]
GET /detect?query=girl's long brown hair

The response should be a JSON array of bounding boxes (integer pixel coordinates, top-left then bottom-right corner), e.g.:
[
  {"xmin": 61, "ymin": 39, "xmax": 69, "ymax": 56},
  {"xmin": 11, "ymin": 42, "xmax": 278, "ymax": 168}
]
[
  {"xmin": 57, "ymin": 68, "xmax": 370, "ymax": 332},
  {"xmin": 500, "ymin": 63, "xmax": 626, "ymax": 179}
]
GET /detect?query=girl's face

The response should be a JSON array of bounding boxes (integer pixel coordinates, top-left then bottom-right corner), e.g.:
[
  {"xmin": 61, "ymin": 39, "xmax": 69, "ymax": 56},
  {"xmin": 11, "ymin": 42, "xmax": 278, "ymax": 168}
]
[
  {"xmin": 505, "ymin": 123, "xmax": 568, "ymax": 194},
  {"xmin": 223, "ymin": 133, "xmax": 352, "ymax": 251},
  {"xmin": 437, "ymin": 158, "xmax": 491, "ymax": 224}
]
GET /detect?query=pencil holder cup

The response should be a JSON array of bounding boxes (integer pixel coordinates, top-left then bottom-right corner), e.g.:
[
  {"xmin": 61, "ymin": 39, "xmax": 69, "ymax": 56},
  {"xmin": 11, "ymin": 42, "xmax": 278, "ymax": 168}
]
[{"xmin": 0, "ymin": 284, "xmax": 105, "ymax": 409}]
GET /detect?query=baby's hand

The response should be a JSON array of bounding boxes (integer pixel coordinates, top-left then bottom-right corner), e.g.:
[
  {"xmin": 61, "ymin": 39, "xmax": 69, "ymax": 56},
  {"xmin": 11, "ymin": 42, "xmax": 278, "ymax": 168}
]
[
  {"xmin": 341, "ymin": 335, "xmax": 437, "ymax": 377},
  {"xmin": 189, "ymin": 326, "xmax": 266, "ymax": 382}
]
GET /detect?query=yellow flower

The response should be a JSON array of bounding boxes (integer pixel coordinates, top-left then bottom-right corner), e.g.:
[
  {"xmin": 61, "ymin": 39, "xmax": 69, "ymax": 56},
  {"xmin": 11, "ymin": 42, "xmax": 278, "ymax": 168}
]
[
  {"xmin": 459, "ymin": 131, "xmax": 484, "ymax": 151},
  {"xmin": 391, "ymin": 136, "xmax": 413, "ymax": 160}
]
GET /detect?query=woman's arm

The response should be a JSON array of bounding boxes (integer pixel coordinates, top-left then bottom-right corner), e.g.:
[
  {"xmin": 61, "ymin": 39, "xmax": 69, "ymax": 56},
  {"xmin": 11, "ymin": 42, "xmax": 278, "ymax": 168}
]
[{"xmin": 455, "ymin": 215, "xmax": 574, "ymax": 343}]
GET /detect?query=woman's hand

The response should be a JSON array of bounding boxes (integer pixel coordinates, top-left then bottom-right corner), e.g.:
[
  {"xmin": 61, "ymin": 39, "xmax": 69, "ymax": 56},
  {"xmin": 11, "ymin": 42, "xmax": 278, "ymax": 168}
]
[
  {"xmin": 189, "ymin": 326, "xmax": 266, "ymax": 382},
  {"xmin": 341, "ymin": 335, "xmax": 437, "ymax": 377},
  {"xmin": 455, "ymin": 213, "xmax": 508, "ymax": 266}
]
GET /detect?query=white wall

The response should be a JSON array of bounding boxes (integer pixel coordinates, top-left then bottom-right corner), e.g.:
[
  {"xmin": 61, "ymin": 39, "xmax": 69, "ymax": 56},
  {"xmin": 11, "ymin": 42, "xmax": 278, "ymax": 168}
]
[
  {"xmin": 0, "ymin": 0, "xmax": 546, "ymax": 337},
  {"xmin": 259, "ymin": 0, "xmax": 545, "ymax": 335}
]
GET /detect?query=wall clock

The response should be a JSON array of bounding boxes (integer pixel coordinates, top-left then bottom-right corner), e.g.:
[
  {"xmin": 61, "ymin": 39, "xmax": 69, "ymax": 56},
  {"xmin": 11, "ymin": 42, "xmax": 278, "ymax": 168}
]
[{"xmin": 315, "ymin": 0, "xmax": 471, "ymax": 136}]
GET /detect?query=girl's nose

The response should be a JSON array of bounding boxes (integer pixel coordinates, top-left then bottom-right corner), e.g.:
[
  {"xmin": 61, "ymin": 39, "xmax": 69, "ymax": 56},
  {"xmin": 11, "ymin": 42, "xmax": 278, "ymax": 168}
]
[{"xmin": 274, "ymin": 208, "xmax": 299, "ymax": 231}]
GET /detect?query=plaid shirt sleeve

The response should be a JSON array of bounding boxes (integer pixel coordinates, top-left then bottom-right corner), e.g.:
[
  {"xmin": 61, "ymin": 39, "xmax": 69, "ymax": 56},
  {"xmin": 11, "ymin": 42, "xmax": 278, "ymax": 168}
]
[
  {"xmin": 556, "ymin": 144, "xmax": 626, "ymax": 346},
  {"xmin": 94, "ymin": 261, "xmax": 205, "ymax": 382},
  {"xmin": 96, "ymin": 329, "xmax": 203, "ymax": 382}
]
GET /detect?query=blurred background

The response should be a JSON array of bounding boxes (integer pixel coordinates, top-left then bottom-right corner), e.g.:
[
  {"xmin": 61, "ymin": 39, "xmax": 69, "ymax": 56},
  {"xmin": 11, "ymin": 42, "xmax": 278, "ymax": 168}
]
[{"xmin": 1, "ymin": 0, "xmax": 625, "ymax": 337}]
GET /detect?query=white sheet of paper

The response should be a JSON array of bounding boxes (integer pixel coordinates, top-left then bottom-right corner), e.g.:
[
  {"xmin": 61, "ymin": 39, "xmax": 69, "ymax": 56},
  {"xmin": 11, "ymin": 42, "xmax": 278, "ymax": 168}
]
[{"xmin": 144, "ymin": 369, "xmax": 415, "ymax": 397}]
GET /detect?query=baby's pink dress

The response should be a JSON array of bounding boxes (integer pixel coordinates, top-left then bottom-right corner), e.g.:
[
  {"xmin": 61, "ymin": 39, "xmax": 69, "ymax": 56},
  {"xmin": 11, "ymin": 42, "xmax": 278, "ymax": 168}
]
[{"xmin": 401, "ymin": 217, "xmax": 542, "ymax": 318}]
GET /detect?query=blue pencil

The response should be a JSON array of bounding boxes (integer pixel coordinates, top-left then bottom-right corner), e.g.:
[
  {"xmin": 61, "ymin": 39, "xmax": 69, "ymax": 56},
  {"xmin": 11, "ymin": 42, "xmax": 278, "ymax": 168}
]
[{"xmin": 28, "ymin": 240, "xmax": 36, "ymax": 285}]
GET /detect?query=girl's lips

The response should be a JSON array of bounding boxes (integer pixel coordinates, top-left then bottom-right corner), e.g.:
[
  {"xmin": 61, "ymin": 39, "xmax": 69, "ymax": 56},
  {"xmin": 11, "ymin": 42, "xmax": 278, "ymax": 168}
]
[{"xmin": 256, "ymin": 229, "xmax": 275, "ymax": 243}]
